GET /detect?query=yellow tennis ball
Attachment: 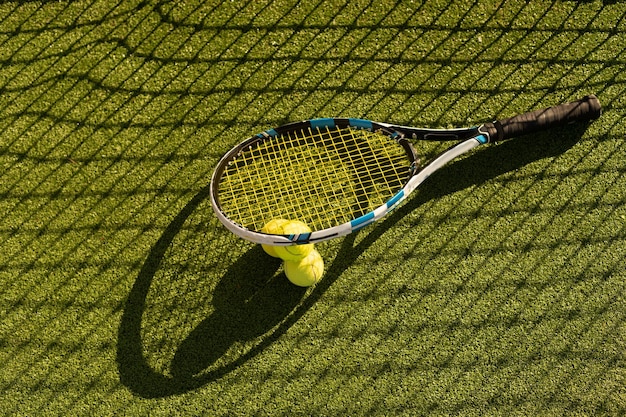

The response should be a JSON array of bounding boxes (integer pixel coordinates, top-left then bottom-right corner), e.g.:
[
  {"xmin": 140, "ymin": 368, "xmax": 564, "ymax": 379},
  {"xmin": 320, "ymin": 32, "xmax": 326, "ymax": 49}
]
[
  {"xmin": 260, "ymin": 218, "xmax": 289, "ymax": 258},
  {"xmin": 273, "ymin": 220, "xmax": 314, "ymax": 261},
  {"xmin": 284, "ymin": 249, "xmax": 324, "ymax": 287}
]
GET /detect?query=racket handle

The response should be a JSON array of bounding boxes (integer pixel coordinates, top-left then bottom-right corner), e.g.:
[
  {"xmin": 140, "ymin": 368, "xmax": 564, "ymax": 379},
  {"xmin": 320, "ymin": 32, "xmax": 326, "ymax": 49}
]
[{"xmin": 483, "ymin": 94, "xmax": 602, "ymax": 142}]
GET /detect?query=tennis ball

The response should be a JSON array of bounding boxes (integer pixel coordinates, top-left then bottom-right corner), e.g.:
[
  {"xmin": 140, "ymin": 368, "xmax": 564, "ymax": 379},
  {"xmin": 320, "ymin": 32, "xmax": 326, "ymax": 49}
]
[
  {"xmin": 260, "ymin": 218, "xmax": 289, "ymax": 258},
  {"xmin": 273, "ymin": 220, "xmax": 314, "ymax": 261},
  {"xmin": 284, "ymin": 249, "xmax": 324, "ymax": 287}
]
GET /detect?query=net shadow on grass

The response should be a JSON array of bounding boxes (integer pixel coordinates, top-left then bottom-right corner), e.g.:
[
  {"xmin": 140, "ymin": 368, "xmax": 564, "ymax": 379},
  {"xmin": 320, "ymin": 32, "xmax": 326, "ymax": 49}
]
[{"xmin": 1, "ymin": 0, "xmax": 624, "ymax": 413}]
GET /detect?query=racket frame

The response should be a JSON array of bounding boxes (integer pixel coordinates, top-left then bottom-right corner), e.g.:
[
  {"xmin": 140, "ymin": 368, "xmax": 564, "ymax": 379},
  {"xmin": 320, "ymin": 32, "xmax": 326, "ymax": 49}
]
[{"xmin": 210, "ymin": 118, "xmax": 486, "ymax": 246}]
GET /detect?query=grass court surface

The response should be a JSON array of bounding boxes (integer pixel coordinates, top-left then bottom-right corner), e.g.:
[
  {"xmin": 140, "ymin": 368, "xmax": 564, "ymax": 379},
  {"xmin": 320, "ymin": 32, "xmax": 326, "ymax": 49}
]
[{"xmin": 1, "ymin": 1, "xmax": 626, "ymax": 415}]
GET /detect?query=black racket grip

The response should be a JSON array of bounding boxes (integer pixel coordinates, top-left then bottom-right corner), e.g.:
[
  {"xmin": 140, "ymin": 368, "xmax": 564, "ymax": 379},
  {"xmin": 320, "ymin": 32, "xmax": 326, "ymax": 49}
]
[{"xmin": 483, "ymin": 95, "xmax": 602, "ymax": 142}]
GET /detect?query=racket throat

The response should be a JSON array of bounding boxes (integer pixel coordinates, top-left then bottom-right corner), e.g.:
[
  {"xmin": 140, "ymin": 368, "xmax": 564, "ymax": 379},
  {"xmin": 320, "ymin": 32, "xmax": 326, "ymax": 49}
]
[{"xmin": 405, "ymin": 137, "xmax": 484, "ymax": 193}]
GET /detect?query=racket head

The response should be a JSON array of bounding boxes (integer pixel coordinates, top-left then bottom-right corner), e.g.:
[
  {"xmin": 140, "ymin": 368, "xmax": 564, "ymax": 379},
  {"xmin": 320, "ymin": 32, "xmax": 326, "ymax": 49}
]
[{"xmin": 210, "ymin": 118, "xmax": 421, "ymax": 245}]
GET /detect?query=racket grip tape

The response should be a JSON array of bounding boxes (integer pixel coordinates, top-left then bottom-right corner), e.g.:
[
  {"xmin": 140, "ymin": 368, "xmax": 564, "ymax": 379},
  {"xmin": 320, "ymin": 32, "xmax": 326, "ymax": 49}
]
[{"xmin": 483, "ymin": 95, "xmax": 602, "ymax": 142}]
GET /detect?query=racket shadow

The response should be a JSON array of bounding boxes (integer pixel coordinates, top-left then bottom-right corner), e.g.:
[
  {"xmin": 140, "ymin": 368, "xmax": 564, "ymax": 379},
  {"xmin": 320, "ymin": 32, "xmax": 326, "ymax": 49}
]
[
  {"xmin": 117, "ymin": 123, "xmax": 589, "ymax": 398},
  {"xmin": 117, "ymin": 184, "xmax": 309, "ymax": 398}
]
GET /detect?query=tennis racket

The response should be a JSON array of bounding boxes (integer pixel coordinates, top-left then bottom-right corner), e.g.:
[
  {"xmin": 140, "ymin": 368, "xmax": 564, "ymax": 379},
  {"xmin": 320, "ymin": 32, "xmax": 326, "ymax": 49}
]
[{"xmin": 210, "ymin": 95, "xmax": 601, "ymax": 246}]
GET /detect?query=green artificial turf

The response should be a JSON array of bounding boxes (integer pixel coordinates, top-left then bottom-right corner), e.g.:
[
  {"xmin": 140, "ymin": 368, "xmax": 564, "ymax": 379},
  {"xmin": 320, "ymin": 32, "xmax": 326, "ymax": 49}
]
[{"xmin": 1, "ymin": 0, "xmax": 626, "ymax": 415}]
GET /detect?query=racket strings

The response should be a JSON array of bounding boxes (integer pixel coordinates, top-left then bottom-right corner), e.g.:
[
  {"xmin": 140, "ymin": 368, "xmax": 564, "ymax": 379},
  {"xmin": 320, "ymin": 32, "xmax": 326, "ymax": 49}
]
[{"xmin": 217, "ymin": 126, "xmax": 411, "ymax": 232}]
